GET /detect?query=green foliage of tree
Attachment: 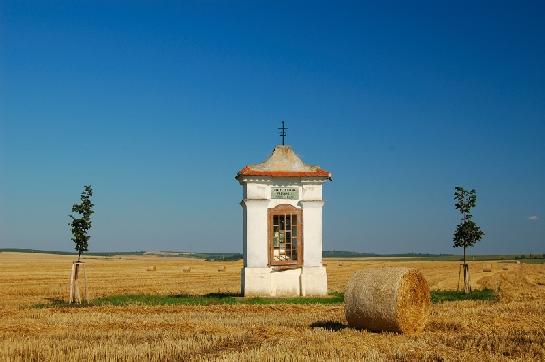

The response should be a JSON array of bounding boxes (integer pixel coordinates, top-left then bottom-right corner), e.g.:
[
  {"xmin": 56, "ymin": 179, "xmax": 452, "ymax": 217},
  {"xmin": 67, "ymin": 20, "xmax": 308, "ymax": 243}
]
[
  {"xmin": 68, "ymin": 185, "xmax": 94, "ymax": 261},
  {"xmin": 453, "ymin": 186, "xmax": 484, "ymax": 264}
]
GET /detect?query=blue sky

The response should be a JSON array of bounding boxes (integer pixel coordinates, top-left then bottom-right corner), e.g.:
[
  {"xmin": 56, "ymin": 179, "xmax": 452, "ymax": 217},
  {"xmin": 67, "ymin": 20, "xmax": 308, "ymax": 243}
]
[{"xmin": 1, "ymin": 1, "xmax": 544, "ymax": 254}]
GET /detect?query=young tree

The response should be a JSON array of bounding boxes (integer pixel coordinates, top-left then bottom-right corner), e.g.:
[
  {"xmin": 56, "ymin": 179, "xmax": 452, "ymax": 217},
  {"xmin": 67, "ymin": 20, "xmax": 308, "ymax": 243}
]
[
  {"xmin": 453, "ymin": 186, "xmax": 484, "ymax": 263},
  {"xmin": 69, "ymin": 185, "xmax": 94, "ymax": 261},
  {"xmin": 453, "ymin": 186, "xmax": 484, "ymax": 293}
]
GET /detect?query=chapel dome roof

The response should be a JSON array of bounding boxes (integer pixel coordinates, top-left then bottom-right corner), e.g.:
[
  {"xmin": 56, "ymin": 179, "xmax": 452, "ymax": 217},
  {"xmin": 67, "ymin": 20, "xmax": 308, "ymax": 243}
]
[{"xmin": 237, "ymin": 145, "xmax": 331, "ymax": 178}]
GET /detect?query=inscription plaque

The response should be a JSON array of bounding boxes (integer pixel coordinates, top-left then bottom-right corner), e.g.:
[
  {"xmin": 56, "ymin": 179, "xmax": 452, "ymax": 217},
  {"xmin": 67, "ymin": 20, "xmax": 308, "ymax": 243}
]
[{"xmin": 271, "ymin": 187, "xmax": 299, "ymax": 200}]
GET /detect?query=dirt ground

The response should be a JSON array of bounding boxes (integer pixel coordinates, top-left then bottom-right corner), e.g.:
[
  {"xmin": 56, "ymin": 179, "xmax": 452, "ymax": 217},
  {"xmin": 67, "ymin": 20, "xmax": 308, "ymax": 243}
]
[{"xmin": 0, "ymin": 252, "xmax": 544, "ymax": 361}]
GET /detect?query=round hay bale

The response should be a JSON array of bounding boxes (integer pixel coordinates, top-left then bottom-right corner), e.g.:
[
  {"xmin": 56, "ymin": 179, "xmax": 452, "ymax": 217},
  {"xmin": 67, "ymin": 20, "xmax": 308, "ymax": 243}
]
[
  {"xmin": 146, "ymin": 266, "xmax": 156, "ymax": 271},
  {"xmin": 218, "ymin": 266, "xmax": 226, "ymax": 272},
  {"xmin": 344, "ymin": 267, "xmax": 430, "ymax": 334},
  {"xmin": 482, "ymin": 263, "xmax": 492, "ymax": 272},
  {"xmin": 182, "ymin": 266, "xmax": 191, "ymax": 273}
]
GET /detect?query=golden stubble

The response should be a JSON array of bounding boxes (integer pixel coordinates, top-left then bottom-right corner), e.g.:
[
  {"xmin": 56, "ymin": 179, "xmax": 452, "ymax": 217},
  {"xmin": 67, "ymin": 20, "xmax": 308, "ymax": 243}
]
[{"xmin": 1, "ymin": 252, "xmax": 544, "ymax": 361}]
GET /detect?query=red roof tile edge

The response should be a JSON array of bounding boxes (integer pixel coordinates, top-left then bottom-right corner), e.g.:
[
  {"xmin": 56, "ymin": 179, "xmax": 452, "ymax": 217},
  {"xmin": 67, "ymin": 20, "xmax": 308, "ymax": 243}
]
[{"xmin": 237, "ymin": 166, "xmax": 331, "ymax": 178}]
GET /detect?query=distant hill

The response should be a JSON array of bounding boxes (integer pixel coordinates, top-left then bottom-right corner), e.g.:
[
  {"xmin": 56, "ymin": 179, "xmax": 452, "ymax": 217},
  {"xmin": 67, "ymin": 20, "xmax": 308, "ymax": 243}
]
[
  {"xmin": 322, "ymin": 250, "xmax": 378, "ymax": 258},
  {"xmin": 0, "ymin": 248, "xmax": 242, "ymax": 261},
  {"xmin": 2, "ymin": 248, "xmax": 442, "ymax": 259},
  {"xmin": 322, "ymin": 250, "xmax": 454, "ymax": 258},
  {"xmin": 0, "ymin": 248, "xmax": 146, "ymax": 257},
  {"xmin": 1, "ymin": 248, "xmax": 542, "ymax": 263}
]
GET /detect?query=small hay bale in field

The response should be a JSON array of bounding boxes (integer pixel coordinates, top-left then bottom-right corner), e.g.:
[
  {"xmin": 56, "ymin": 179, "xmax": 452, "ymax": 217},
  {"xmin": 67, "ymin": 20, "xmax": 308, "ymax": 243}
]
[
  {"xmin": 502, "ymin": 266, "xmax": 509, "ymax": 271},
  {"xmin": 146, "ymin": 266, "xmax": 156, "ymax": 271},
  {"xmin": 182, "ymin": 266, "xmax": 191, "ymax": 273},
  {"xmin": 338, "ymin": 262, "xmax": 343, "ymax": 267},
  {"xmin": 218, "ymin": 265, "xmax": 226, "ymax": 272},
  {"xmin": 345, "ymin": 267, "xmax": 430, "ymax": 334},
  {"xmin": 482, "ymin": 263, "xmax": 492, "ymax": 272}
]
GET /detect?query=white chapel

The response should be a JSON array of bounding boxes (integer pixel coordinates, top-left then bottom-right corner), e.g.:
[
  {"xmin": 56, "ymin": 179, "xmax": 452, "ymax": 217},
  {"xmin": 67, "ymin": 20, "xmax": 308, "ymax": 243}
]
[{"xmin": 236, "ymin": 142, "xmax": 332, "ymax": 296}]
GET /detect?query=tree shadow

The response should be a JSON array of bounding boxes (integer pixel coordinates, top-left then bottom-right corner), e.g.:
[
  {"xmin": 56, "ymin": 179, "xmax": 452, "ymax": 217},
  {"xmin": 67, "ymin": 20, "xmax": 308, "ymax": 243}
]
[
  {"xmin": 35, "ymin": 297, "xmax": 91, "ymax": 308},
  {"xmin": 310, "ymin": 320, "xmax": 347, "ymax": 331},
  {"xmin": 44, "ymin": 297, "xmax": 69, "ymax": 305}
]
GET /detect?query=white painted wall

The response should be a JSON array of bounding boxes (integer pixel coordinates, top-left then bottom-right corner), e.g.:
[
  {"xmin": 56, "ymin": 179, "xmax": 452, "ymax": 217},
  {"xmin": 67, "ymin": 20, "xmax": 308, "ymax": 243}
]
[
  {"xmin": 301, "ymin": 200, "xmax": 324, "ymax": 267},
  {"xmin": 241, "ymin": 199, "xmax": 269, "ymax": 268}
]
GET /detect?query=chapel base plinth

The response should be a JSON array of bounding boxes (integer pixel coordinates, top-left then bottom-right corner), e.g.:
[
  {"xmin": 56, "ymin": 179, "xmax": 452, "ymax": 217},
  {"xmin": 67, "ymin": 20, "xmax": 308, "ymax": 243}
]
[
  {"xmin": 300, "ymin": 266, "xmax": 328, "ymax": 296},
  {"xmin": 241, "ymin": 266, "xmax": 328, "ymax": 297},
  {"xmin": 241, "ymin": 267, "xmax": 271, "ymax": 296},
  {"xmin": 270, "ymin": 268, "xmax": 301, "ymax": 296}
]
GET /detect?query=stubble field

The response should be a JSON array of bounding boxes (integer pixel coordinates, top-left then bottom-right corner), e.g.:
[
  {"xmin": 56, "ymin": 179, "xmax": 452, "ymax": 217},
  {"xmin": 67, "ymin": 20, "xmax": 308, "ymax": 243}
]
[{"xmin": 0, "ymin": 252, "xmax": 544, "ymax": 361}]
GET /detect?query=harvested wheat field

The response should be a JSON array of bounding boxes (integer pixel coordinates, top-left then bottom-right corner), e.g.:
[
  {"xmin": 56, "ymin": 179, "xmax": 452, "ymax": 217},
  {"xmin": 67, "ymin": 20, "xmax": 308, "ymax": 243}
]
[{"xmin": 1, "ymin": 252, "xmax": 544, "ymax": 361}]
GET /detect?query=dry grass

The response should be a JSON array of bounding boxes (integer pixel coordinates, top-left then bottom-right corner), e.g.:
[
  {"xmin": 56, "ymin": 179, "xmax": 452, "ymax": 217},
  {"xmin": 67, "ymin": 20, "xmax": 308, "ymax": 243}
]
[{"xmin": 1, "ymin": 252, "xmax": 544, "ymax": 361}]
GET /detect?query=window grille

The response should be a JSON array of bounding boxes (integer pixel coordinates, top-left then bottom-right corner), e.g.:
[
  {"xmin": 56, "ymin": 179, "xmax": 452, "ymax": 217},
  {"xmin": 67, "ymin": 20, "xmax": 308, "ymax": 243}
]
[{"xmin": 268, "ymin": 204, "xmax": 302, "ymax": 268}]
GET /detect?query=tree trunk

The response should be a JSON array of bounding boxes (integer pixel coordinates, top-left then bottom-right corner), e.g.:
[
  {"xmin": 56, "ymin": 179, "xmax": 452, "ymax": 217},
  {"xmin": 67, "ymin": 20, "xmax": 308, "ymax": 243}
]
[
  {"xmin": 69, "ymin": 262, "xmax": 80, "ymax": 303},
  {"xmin": 463, "ymin": 264, "xmax": 470, "ymax": 294},
  {"xmin": 463, "ymin": 247, "xmax": 470, "ymax": 294},
  {"xmin": 69, "ymin": 261, "xmax": 88, "ymax": 304}
]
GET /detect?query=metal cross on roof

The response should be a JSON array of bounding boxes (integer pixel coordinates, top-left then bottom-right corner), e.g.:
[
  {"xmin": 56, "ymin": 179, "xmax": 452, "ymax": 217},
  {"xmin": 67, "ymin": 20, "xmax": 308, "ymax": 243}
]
[{"xmin": 278, "ymin": 121, "xmax": 288, "ymax": 145}]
